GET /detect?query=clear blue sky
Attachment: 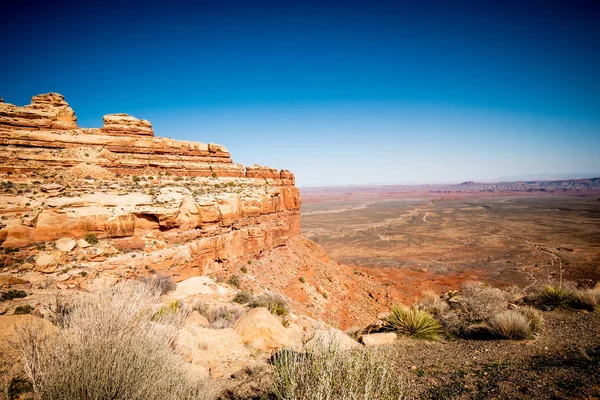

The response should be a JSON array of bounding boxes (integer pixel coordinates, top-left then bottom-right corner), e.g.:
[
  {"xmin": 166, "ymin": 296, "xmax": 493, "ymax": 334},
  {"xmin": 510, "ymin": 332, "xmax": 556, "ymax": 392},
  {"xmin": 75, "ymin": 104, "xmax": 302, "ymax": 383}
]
[{"xmin": 2, "ymin": 0, "xmax": 599, "ymax": 186}]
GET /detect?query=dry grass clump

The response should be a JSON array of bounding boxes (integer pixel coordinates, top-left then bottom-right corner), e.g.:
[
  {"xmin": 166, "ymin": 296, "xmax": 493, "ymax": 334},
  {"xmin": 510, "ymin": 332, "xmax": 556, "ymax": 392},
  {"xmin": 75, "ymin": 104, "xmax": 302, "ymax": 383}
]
[
  {"xmin": 271, "ymin": 340, "xmax": 409, "ymax": 400},
  {"xmin": 487, "ymin": 306, "xmax": 544, "ymax": 340},
  {"xmin": 248, "ymin": 292, "xmax": 290, "ymax": 317},
  {"xmin": 414, "ymin": 290, "xmax": 449, "ymax": 316},
  {"xmin": 193, "ymin": 301, "xmax": 245, "ymax": 329},
  {"xmin": 383, "ymin": 305, "xmax": 443, "ymax": 340},
  {"xmin": 12, "ymin": 281, "xmax": 214, "ymax": 400},
  {"xmin": 570, "ymin": 289, "xmax": 599, "ymax": 311}
]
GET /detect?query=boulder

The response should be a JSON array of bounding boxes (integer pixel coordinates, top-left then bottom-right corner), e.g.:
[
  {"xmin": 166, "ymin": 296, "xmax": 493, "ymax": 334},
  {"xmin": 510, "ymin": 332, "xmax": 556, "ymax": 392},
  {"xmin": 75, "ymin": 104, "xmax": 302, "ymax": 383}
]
[
  {"xmin": 35, "ymin": 252, "xmax": 58, "ymax": 273},
  {"xmin": 0, "ymin": 275, "xmax": 29, "ymax": 288},
  {"xmin": 233, "ymin": 307, "xmax": 290, "ymax": 352},
  {"xmin": 185, "ymin": 311, "xmax": 210, "ymax": 328},
  {"xmin": 360, "ymin": 332, "xmax": 397, "ymax": 347},
  {"xmin": 55, "ymin": 237, "xmax": 76, "ymax": 252},
  {"xmin": 304, "ymin": 327, "xmax": 361, "ymax": 351},
  {"xmin": 77, "ymin": 239, "xmax": 91, "ymax": 248}
]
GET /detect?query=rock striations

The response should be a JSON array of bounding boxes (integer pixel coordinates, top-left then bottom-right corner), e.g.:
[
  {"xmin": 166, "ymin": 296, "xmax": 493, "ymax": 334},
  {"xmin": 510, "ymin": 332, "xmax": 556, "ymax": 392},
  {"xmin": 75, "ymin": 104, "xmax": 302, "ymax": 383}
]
[{"xmin": 0, "ymin": 93, "xmax": 300, "ymax": 281}]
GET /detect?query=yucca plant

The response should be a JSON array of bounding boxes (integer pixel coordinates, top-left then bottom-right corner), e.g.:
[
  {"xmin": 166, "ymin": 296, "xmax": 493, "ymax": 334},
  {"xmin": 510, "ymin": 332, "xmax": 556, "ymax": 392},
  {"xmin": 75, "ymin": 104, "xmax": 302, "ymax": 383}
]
[
  {"xmin": 383, "ymin": 305, "xmax": 443, "ymax": 340},
  {"xmin": 536, "ymin": 285, "xmax": 574, "ymax": 311}
]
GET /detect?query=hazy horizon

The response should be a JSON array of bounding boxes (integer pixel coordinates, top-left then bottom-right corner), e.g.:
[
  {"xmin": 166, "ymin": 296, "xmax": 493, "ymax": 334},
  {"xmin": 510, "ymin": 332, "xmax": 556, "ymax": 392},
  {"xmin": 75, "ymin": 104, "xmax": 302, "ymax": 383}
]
[{"xmin": 2, "ymin": 0, "xmax": 599, "ymax": 187}]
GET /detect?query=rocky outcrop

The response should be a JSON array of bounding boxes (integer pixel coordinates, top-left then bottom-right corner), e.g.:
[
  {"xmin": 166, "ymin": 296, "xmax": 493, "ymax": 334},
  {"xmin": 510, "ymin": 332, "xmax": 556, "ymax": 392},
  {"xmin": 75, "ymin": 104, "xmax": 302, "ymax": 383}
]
[
  {"xmin": 0, "ymin": 93, "xmax": 301, "ymax": 283},
  {"xmin": 0, "ymin": 93, "xmax": 77, "ymax": 130}
]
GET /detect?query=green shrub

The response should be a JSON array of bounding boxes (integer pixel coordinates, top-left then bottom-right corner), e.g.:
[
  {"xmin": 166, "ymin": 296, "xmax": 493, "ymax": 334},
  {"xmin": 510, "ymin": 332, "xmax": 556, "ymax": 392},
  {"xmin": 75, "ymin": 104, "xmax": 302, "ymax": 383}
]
[
  {"xmin": 227, "ymin": 275, "xmax": 241, "ymax": 289},
  {"xmin": 536, "ymin": 285, "xmax": 575, "ymax": 311},
  {"xmin": 298, "ymin": 277, "xmax": 306, "ymax": 283},
  {"xmin": 271, "ymin": 341, "xmax": 409, "ymax": 400},
  {"xmin": 383, "ymin": 305, "xmax": 443, "ymax": 340},
  {"xmin": 85, "ymin": 233, "xmax": 99, "ymax": 245},
  {"xmin": 248, "ymin": 292, "xmax": 289, "ymax": 317},
  {"xmin": 14, "ymin": 305, "xmax": 34, "ymax": 315},
  {"xmin": 232, "ymin": 290, "xmax": 253, "ymax": 304},
  {"xmin": 240, "ymin": 266, "xmax": 248, "ymax": 273},
  {"xmin": 1, "ymin": 289, "xmax": 27, "ymax": 302}
]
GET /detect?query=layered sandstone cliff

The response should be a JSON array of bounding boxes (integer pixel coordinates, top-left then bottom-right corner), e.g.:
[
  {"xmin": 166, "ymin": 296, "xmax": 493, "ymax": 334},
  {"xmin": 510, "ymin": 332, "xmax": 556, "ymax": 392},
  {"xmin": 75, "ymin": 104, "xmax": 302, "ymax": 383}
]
[{"xmin": 0, "ymin": 93, "xmax": 300, "ymax": 284}]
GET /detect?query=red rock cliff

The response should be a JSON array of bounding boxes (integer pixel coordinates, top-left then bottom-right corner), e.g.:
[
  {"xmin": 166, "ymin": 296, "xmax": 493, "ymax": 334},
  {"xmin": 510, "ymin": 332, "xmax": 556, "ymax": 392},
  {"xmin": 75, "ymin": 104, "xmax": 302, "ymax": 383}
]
[{"xmin": 0, "ymin": 93, "xmax": 301, "ymax": 283}]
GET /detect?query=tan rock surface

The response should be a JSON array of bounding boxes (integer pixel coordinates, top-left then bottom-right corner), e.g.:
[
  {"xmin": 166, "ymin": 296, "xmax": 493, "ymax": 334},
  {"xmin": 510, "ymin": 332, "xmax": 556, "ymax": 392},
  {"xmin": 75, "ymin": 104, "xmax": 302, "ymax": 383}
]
[
  {"xmin": 233, "ymin": 307, "xmax": 291, "ymax": 352},
  {"xmin": 360, "ymin": 332, "xmax": 397, "ymax": 347}
]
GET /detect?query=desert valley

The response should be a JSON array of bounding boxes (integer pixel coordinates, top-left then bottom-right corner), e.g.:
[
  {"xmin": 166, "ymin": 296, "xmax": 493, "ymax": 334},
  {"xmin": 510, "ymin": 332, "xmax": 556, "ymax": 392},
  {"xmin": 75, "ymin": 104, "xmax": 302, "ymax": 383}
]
[{"xmin": 0, "ymin": 93, "xmax": 599, "ymax": 399}]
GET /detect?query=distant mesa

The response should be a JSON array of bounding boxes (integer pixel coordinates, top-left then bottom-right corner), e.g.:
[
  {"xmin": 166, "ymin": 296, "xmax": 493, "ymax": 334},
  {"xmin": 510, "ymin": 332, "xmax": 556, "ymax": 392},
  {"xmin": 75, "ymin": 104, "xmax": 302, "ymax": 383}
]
[{"xmin": 460, "ymin": 181, "xmax": 476, "ymax": 185}]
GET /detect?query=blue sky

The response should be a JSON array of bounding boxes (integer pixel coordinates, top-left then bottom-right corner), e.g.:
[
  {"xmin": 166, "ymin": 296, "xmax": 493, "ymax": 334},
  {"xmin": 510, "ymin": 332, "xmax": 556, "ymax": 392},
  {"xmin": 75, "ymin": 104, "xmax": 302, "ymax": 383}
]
[{"xmin": 1, "ymin": 0, "xmax": 599, "ymax": 186}]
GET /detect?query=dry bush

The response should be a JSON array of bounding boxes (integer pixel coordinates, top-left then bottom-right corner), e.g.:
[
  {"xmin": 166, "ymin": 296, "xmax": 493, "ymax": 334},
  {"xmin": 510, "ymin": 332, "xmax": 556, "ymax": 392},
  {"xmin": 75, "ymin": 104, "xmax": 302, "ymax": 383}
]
[
  {"xmin": 271, "ymin": 340, "xmax": 409, "ymax": 400},
  {"xmin": 140, "ymin": 273, "xmax": 176, "ymax": 295},
  {"xmin": 248, "ymin": 292, "xmax": 290, "ymax": 317},
  {"xmin": 383, "ymin": 306, "xmax": 443, "ymax": 340},
  {"xmin": 193, "ymin": 301, "xmax": 245, "ymax": 329},
  {"xmin": 459, "ymin": 282, "xmax": 508, "ymax": 322},
  {"xmin": 414, "ymin": 291, "xmax": 449, "ymax": 316},
  {"xmin": 12, "ymin": 281, "xmax": 215, "ymax": 400}
]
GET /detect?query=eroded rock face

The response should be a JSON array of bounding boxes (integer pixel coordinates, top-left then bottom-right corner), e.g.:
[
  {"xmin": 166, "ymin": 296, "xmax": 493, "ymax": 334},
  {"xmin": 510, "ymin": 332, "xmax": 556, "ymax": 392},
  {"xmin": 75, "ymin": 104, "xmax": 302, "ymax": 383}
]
[
  {"xmin": 0, "ymin": 92, "xmax": 77, "ymax": 130},
  {"xmin": 0, "ymin": 92, "xmax": 301, "ymax": 286},
  {"xmin": 102, "ymin": 113, "xmax": 154, "ymax": 136}
]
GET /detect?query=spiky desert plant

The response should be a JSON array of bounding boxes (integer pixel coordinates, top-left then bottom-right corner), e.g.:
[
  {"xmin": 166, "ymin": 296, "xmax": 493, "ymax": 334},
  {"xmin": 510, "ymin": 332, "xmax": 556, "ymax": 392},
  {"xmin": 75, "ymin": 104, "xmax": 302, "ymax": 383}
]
[
  {"xmin": 383, "ymin": 305, "xmax": 443, "ymax": 340},
  {"xmin": 536, "ymin": 285, "xmax": 574, "ymax": 311}
]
